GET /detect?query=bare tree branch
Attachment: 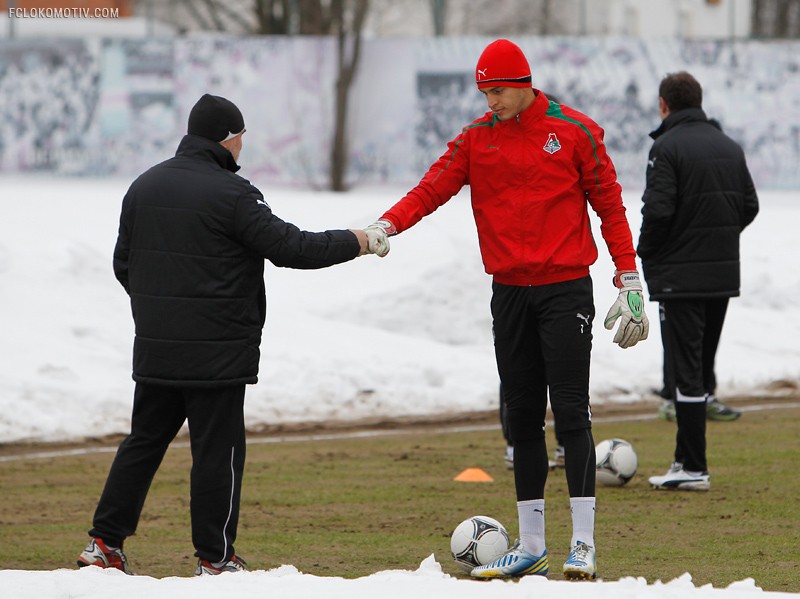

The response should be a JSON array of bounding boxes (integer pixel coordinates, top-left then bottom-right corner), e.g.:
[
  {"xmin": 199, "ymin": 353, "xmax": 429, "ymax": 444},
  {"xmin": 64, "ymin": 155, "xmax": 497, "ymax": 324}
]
[
  {"xmin": 255, "ymin": 0, "xmax": 291, "ymax": 34},
  {"xmin": 178, "ymin": 0, "xmax": 214, "ymax": 31},
  {"xmin": 211, "ymin": 0, "xmax": 257, "ymax": 32},
  {"xmin": 200, "ymin": 0, "xmax": 227, "ymax": 31}
]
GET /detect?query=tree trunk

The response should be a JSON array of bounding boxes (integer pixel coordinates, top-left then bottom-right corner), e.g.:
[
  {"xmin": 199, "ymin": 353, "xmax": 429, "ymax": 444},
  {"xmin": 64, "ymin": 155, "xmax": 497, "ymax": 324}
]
[
  {"xmin": 541, "ymin": 0, "xmax": 552, "ymax": 35},
  {"xmin": 431, "ymin": 0, "xmax": 446, "ymax": 36},
  {"xmin": 774, "ymin": 0, "xmax": 792, "ymax": 37},
  {"xmin": 298, "ymin": 0, "xmax": 332, "ymax": 34},
  {"xmin": 330, "ymin": 0, "xmax": 369, "ymax": 192},
  {"xmin": 255, "ymin": 0, "xmax": 291, "ymax": 34}
]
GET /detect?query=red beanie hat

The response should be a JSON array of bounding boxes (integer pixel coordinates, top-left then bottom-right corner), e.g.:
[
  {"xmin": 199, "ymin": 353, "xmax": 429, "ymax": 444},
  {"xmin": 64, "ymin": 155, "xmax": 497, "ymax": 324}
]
[{"xmin": 475, "ymin": 39, "xmax": 532, "ymax": 89}]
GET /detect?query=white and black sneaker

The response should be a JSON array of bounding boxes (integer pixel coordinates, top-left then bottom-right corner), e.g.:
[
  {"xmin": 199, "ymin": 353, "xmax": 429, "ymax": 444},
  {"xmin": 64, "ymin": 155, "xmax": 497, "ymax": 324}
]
[
  {"xmin": 649, "ymin": 463, "xmax": 710, "ymax": 491},
  {"xmin": 706, "ymin": 396, "xmax": 741, "ymax": 421},
  {"xmin": 548, "ymin": 445, "xmax": 565, "ymax": 470},
  {"xmin": 504, "ymin": 445, "xmax": 514, "ymax": 470}
]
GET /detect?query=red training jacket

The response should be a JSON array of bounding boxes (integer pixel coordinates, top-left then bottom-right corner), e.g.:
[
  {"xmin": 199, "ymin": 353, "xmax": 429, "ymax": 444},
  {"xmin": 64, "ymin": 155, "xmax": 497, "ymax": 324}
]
[{"xmin": 381, "ymin": 90, "xmax": 637, "ymax": 286}]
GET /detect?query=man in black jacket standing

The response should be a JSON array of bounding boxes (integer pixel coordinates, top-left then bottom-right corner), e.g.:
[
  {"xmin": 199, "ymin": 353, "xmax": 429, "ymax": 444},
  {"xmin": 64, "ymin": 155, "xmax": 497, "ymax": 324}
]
[
  {"xmin": 77, "ymin": 94, "xmax": 388, "ymax": 575},
  {"xmin": 639, "ymin": 72, "xmax": 758, "ymax": 491}
]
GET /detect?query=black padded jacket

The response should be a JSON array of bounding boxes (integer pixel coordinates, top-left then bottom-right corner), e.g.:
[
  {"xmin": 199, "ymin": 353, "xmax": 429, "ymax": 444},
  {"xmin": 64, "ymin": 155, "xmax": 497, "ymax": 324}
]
[
  {"xmin": 637, "ymin": 108, "xmax": 759, "ymax": 301},
  {"xmin": 113, "ymin": 134, "xmax": 360, "ymax": 387}
]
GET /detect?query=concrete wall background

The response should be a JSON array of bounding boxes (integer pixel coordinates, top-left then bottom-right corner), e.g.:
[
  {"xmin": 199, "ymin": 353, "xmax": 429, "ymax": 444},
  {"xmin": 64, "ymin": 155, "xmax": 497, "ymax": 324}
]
[{"xmin": 1, "ymin": 35, "xmax": 798, "ymax": 189}]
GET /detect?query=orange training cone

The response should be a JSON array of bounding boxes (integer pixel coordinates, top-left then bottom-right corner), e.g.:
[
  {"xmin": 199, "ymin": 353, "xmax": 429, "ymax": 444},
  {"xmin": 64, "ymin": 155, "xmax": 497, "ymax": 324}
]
[{"xmin": 454, "ymin": 468, "xmax": 494, "ymax": 482}]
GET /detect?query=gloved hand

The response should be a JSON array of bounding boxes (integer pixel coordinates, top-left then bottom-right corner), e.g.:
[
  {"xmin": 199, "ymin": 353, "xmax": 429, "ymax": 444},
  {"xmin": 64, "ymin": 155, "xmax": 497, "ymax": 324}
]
[
  {"xmin": 364, "ymin": 226, "xmax": 390, "ymax": 257},
  {"xmin": 366, "ymin": 219, "xmax": 398, "ymax": 237},
  {"xmin": 603, "ymin": 270, "xmax": 649, "ymax": 349},
  {"xmin": 363, "ymin": 219, "xmax": 396, "ymax": 258}
]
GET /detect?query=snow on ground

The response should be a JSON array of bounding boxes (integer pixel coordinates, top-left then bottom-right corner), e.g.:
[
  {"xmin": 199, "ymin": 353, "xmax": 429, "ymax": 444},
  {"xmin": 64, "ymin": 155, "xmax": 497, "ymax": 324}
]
[
  {"xmin": 1, "ymin": 176, "xmax": 798, "ymax": 598},
  {"xmin": 1, "ymin": 556, "xmax": 793, "ymax": 599},
  {"xmin": 1, "ymin": 176, "xmax": 797, "ymax": 444}
]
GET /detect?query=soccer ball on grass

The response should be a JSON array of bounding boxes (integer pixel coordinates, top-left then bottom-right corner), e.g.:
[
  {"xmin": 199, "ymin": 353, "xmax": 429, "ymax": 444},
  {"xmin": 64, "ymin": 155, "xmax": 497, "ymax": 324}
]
[
  {"xmin": 595, "ymin": 438, "xmax": 638, "ymax": 486},
  {"xmin": 450, "ymin": 515, "xmax": 510, "ymax": 572}
]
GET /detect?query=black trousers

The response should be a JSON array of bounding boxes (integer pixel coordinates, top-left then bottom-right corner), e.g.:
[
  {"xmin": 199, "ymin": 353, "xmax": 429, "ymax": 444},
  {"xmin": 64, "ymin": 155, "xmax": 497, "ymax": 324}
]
[
  {"xmin": 659, "ymin": 300, "xmax": 727, "ymax": 400},
  {"xmin": 500, "ymin": 386, "xmax": 563, "ymax": 447},
  {"xmin": 661, "ymin": 298, "xmax": 729, "ymax": 472},
  {"xmin": 90, "ymin": 382, "xmax": 246, "ymax": 562},
  {"xmin": 493, "ymin": 277, "xmax": 596, "ymax": 500}
]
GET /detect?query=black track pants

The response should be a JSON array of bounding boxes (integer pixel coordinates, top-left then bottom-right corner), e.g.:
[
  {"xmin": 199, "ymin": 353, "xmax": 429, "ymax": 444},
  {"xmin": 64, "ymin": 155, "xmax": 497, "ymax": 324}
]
[
  {"xmin": 493, "ymin": 277, "xmax": 596, "ymax": 500},
  {"xmin": 90, "ymin": 383, "xmax": 246, "ymax": 562},
  {"xmin": 661, "ymin": 298, "xmax": 728, "ymax": 472},
  {"xmin": 659, "ymin": 299, "xmax": 728, "ymax": 399}
]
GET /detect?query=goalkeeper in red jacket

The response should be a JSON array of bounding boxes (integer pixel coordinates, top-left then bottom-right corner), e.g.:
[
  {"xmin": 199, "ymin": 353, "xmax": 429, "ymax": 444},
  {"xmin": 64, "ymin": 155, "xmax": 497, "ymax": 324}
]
[{"xmin": 367, "ymin": 39, "xmax": 647, "ymax": 581}]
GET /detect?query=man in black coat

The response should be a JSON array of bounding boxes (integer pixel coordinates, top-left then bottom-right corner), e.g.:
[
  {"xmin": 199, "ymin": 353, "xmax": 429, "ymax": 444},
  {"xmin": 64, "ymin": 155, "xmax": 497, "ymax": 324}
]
[
  {"xmin": 639, "ymin": 72, "xmax": 758, "ymax": 492},
  {"xmin": 77, "ymin": 94, "xmax": 389, "ymax": 575},
  {"xmin": 655, "ymin": 117, "xmax": 746, "ymax": 424}
]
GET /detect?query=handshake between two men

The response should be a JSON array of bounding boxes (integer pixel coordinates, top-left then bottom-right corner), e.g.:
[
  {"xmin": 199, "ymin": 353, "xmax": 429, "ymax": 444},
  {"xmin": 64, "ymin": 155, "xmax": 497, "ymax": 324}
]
[{"xmin": 353, "ymin": 219, "xmax": 394, "ymax": 258}]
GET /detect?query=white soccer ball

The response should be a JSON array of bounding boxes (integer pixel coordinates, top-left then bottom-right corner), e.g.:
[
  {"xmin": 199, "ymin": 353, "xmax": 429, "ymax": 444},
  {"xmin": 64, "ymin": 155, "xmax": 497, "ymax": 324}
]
[
  {"xmin": 595, "ymin": 438, "xmax": 638, "ymax": 486},
  {"xmin": 450, "ymin": 515, "xmax": 511, "ymax": 572}
]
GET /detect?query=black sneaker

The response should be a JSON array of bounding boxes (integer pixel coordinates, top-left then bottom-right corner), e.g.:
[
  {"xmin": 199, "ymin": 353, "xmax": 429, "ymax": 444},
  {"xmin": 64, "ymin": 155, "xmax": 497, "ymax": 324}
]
[
  {"xmin": 706, "ymin": 396, "xmax": 741, "ymax": 421},
  {"xmin": 195, "ymin": 555, "xmax": 248, "ymax": 575}
]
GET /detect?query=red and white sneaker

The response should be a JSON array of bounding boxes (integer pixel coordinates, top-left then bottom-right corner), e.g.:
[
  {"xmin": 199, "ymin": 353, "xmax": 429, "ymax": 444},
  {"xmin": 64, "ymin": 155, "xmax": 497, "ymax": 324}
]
[
  {"xmin": 195, "ymin": 555, "xmax": 248, "ymax": 576},
  {"xmin": 77, "ymin": 537, "xmax": 131, "ymax": 574}
]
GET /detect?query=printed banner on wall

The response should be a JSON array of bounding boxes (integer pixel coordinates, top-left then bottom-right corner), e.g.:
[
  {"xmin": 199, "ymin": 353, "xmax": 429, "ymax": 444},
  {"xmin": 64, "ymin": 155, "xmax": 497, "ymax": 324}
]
[{"xmin": 87, "ymin": 38, "xmax": 177, "ymax": 175}]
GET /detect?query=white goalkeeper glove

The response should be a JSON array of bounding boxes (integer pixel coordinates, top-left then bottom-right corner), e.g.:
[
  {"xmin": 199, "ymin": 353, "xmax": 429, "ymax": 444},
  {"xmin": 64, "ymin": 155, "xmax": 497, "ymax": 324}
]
[
  {"xmin": 363, "ymin": 219, "xmax": 396, "ymax": 258},
  {"xmin": 364, "ymin": 226, "xmax": 390, "ymax": 257},
  {"xmin": 366, "ymin": 219, "xmax": 397, "ymax": 236},
  {"xmin": 603, "ymin": 270, "xmax": 649, "ymax": 349}
]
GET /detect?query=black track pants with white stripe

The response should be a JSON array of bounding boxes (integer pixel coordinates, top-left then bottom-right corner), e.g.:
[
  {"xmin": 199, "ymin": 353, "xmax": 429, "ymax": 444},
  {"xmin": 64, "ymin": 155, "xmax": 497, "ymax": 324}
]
[
  {"xmin": 661, "ymin": 298, "xmax": 728, "ymax": 472},
  {"xmin": 90, "ymin": 382, "xmax": 246, "ymax": 562}
]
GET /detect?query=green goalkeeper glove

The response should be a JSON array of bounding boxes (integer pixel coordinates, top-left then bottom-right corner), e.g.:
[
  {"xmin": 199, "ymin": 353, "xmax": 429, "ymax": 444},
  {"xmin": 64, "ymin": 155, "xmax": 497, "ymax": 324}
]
[{"xmin": 603, "ymin": 270, "xmax": 649, "ymax": 349}]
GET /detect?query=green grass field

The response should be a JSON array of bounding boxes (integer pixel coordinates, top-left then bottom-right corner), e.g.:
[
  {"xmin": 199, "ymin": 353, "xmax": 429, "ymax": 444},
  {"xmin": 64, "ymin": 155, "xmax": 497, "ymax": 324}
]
[{"xmin": 0, "ymin": 399, "xmax": 798, "ymax": 592}]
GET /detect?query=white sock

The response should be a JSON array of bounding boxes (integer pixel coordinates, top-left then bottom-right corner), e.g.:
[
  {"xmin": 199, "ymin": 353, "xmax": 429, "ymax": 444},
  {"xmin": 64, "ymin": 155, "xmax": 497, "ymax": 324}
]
[
  {"xmin": 570, "ymin": 497, "xmax": 596, "ymax": 548},
  {"xmin": 517, "ymin": 499, "xmax": 546, "ymax": 556}
]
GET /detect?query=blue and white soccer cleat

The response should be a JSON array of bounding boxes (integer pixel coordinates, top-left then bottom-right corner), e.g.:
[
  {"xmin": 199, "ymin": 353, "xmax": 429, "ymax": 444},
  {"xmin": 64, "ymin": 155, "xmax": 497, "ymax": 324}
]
[
  {"xmin": 563, "ymin": 541, "xmax": 596, "ymax": 580},
  {"xmin": 469, "ymin": 541, "xmax": 549, "ymax": 579}
]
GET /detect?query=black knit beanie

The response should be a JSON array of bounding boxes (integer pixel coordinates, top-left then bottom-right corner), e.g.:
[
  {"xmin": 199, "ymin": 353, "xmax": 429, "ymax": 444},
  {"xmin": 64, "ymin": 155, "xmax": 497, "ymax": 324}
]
[{"xmin": 187, "ymin": 94, "xmax": 245, "ymax": 142}]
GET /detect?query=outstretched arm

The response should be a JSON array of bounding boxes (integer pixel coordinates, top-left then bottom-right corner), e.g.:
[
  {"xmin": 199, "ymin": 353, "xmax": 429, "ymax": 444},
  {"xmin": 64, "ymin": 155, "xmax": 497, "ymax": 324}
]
[
  {"xmin": 368, "ymin": 131, "xmax": 471, "ymax": 236},
  {"xmin": 233, "ymin": 190, "xmax": 374, "ymax": 269}
]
